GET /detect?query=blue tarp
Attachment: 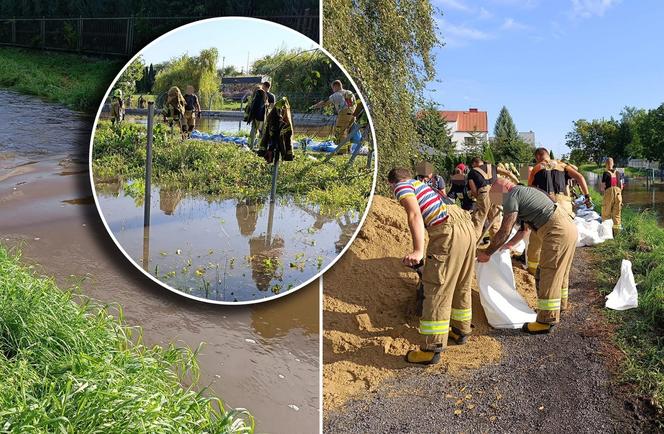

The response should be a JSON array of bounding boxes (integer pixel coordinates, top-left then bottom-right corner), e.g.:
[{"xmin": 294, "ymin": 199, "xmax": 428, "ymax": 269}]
[{"xmin": 189, "ymin": 130, "xmax": 369, "ymax": 155}]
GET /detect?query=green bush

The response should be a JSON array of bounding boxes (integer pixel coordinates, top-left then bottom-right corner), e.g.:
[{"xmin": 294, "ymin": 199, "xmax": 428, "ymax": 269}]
[{"xmin": 0, "ymin": 246, "xmax": 253, "ymax": 432}]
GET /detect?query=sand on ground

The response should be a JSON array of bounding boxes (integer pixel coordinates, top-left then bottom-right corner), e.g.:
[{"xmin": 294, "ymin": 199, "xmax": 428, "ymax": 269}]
[{"xmin": 323, "ymin": 195, "xmax": 538, "ymax": 410}]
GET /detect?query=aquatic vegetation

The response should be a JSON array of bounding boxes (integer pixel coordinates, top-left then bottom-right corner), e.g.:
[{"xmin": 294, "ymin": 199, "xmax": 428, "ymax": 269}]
[
  {"xmin": 92, "ymin": 121, "xmax": 372, "ymax": 214},
  {"xmin": 0, "ymin": 245, "xmax": 254, "ymax": 432}
]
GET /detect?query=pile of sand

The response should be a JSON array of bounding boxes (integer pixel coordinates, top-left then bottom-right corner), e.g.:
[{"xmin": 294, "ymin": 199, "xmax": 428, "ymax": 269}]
[{"xmin": 323, "ymin": 196, "xmax": 538, "ymax": 410}]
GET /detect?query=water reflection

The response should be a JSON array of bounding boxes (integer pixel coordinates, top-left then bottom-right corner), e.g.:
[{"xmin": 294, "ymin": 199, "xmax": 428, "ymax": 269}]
[{"xmin": 96, "ymin": 181, "xmax": 359, "ymax": 301}]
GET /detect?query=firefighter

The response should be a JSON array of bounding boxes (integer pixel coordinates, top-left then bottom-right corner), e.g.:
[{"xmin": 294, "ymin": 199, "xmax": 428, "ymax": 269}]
[
  {"xmin": 110, "ymin": 89, "xmax": 124, "ymax": 125},
  {"xmin": 389, "ymin": 167, "xmax": 475, "ymax": 365},
  {"xmin": 183, "ymin": 85, "xmax": 201, "ymax": 138},
  {"xmin": 477, "ymin": 178, "xmax": 583, "ymax": 334},
  {"xmin": 600, "ymin": 157, "xmax": 624, "ymax": 235},
  {"xmin": 309, "ymin": 80, "xmax": 356, "ymax": 145},
  {"xmin": 467, "ymin": 157, "xmax": 519, "ymax": 241},
  {"xmin": 163, "ymin": 86, "xmax": 187, "ymax": 139},
  {"xmin": 526, "ymin": 148, "xmax": 591, "ymax": 311},
  {"xmin": 415, "ymin": 161, "xmax": 446, "ymax": 194}
]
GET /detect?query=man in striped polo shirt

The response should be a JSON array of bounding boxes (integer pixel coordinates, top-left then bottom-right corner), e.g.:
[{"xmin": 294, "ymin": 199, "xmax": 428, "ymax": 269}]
[{"xmin": 388, "ymin": 167, "xmax": 476, "ymax": 365}]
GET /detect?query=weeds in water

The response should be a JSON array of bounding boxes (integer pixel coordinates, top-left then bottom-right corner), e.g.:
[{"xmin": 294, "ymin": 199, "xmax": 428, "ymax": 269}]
[{"xmin": 0, "ymin": 246, "xmax": 254, "ymax": 432}]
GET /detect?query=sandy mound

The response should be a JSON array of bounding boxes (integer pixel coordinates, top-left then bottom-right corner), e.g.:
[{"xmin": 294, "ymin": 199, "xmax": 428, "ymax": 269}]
[{"xmin": 325, "ymin": 196, "xmax": 547, "ymax": 410}]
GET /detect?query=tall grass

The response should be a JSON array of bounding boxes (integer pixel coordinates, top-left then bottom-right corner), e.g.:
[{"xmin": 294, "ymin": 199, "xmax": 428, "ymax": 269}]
[
  {"xmin": 590, "ymin": 198, "xmax": 664, "ymax": 424},
  {"xmin": 0, "ymin": 47, "xmax": 120, "ymax": 113},
  {"xmin": 92, "ymin": 121, "xmax": 373, "ymax": 214},
  {"xmin": 0, "ymin": 246, "xmax": 254, "ymax": 433}
]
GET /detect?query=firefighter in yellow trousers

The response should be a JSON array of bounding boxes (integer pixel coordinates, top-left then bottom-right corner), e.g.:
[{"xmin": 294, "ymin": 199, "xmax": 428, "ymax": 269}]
[
  {"xmin": 477, "ymin": 178, "xmax": 578, "ymax": 334},
  {"xmin": 526, "ymin": 148, "xmax": 591, "ymax": 311},
  {"xmin": 600, "ymin": 157, "xmax": 624, "ymax": 235},
  {"xmin": 389, "ymin": 168, "xmax": 475, "ymax": 365}
]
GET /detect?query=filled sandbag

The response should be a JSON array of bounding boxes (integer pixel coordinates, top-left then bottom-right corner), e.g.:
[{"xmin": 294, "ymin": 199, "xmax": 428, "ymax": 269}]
[{"xmin": 605, "ymin": 259, "xmax": 638, "ymax": 310}]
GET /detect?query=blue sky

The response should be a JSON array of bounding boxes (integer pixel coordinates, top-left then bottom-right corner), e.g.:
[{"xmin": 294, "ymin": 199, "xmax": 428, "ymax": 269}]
[
  {"xmin": 139, "ymin": 18, "xmax": 316, "ymax": 73},
  {"xmin": 427, "ymin": 0, "xmax": 664, "ymax": 156}
]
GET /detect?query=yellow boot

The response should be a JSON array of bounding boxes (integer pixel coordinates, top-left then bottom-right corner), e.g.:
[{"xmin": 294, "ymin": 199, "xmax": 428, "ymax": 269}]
[{"xmin": 522, "ymin": 321, "xmax": 553, "ymax": 335}]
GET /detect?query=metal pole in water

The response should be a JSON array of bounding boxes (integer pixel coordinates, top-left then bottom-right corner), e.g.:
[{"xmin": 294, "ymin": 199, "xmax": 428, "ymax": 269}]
[
  {"xmin": 266, "ymin": 200, "xmax": 276, "ymax": 246},
  {"xmin": 269, "ymin": 153, "xmax": 280, "ymax": 204},
  {"xmin": 144, "ymin": 102, "xmax": 154, "ymax": 226}
]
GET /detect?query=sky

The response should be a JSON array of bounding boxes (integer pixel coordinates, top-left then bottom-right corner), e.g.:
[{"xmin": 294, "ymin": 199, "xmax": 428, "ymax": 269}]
[
  {"xmin": 427, "ymin": 0, "xmax": 664, "ymax": 156},
  {"xmin": 139, "ymin": 18, "xmax": 316, "ymax": 73}
]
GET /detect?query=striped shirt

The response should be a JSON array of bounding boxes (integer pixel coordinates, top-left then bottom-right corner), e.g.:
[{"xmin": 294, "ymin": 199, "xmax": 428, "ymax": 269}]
[{"xmin": 394, "ymin": 179, "xmax": 448, "ymax": 227}]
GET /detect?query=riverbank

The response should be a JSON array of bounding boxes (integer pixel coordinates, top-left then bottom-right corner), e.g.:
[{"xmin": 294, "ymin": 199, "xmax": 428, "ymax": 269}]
[
  {"xmin": 0, "ymin": 245, "xmax": 253, "ymax": 431},
  {"xmin": 0, "ymin": 90, "xmax": 320, "ymax": 433},
  {"xmin": 580, "ymin": 163, "xmax": 652, "ymax": 178},
  {"xmin": 92, "ymin": 121, "xmax": 372, "ymax": 215},
  {"xmin": 0, "ymin": 47, "xmax": 119, "ymax": 113},
  {"xmin": 590, "ymin": 205, "xmax": 664, "ymax": 425}
]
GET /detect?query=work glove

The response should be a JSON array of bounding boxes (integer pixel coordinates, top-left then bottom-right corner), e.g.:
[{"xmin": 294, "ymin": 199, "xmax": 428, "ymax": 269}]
[{"xmin": 583, "ymin": 194, "xmax": 594, "ymax": 209}]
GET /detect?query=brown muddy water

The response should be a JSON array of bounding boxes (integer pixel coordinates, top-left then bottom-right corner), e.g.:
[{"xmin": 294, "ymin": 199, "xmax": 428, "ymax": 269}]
[
  {"xmin": 0, "ymin": 90, "xmax": 320, "ymax": 433},
  {"xmin": 95, "ymin": 179, "xmax": 358, "ymax": 302},
  {"xmin": 586, "ymin": 171, "xmax": 664, "ymax": 225}
]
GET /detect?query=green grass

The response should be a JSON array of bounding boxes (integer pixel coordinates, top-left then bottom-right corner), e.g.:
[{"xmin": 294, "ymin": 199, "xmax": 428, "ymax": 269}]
[
  {"xmin": 0, "ymin": 245, "xmax": 253, "ymax": 432},
  {"xmin": 589, "ymin": 196, "xmax": 664, "ymax": 424},
  {"xmin": 580, "ymin": 163, "xmax": 648, "ymax": 177},
  {"xmin": 0, "ymin": 47, "xmax": 120, "ymax": 113},
  {"xmin": 92, "ymin": 121, "xmax": 372, "ymax": 215}
]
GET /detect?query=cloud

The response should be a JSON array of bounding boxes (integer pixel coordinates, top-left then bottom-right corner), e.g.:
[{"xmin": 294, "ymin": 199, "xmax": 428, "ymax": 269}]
[
  {"xmin": 434, "ymin": 0, "xmax": 473, "ymax": 12},
  {"xmin": 438, "ymin": 18, "xmax": 493, "ymax": 47},
  {"xmin": 570, "ymin": 0, "xmax": 620, "ymax": 18},
  {"xmin": 478, "ymin": 7, "xmax": 493, "ymax": 19},
  {"xmin": 501, "ymin": 17, "xmax": 531, "ymax": 30}
]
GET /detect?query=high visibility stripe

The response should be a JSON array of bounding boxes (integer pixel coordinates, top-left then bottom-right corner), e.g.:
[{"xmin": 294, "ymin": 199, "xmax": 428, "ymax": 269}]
[
  {"xmin": 420, "ymin": 319, "xmax": 449, "ymax": 335},
  {"xmin": 451, "ymin": 308, "xmax": 472, "ymax": 321},
  {"xmin": 561, "ymin": 288, "xmax": 569, "ymax": 298},
  {"xmin": 528, "ymin": 261, "xmax": 539, "ymax": 268},
  {"xmin": 537, "ymin": 298, "xmax": 561, "ymax": 310}
]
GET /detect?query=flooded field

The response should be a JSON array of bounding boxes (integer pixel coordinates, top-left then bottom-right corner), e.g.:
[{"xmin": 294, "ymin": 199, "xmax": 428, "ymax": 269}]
[
  {"xmin": 0, "ymin": 90, "xmax": 320, "ymax": 433},
  {"xmin": 586, "ymin": 171, "xmax": 664, "ymax": 226},
  {"xmin": 108, "ymin": 113, "xmax": 335, "ymax": 138},
  {"xmin": 96, "ymin": 179, "xmax": 357, "ymax": 301}
]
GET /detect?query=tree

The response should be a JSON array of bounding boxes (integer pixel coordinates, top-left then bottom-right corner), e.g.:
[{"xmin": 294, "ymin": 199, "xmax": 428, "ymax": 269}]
[
  {"xmin": 491, "ymin": 106, "xmax": 532, "ymax": 163},
  {"xmin": 324, "ymin": 0, "xmax": 438, "ymax": 194},
  {"xmin": 115, "ymin": 56, "xmax": 145, "ymax": 96},
  {"xmin": 564, "ymin": 118, "xmax": 620, "ymax": 165},
  {"xmin": 415, "ymin": 103, "xmax": 454, "ymax": 154},
  {"xmin": 493, "ymin": 106, "xmax": 518, "ymax": 144},
  {"xmin": 152, "ymin": 48, "xmax": 220, "ymax": 109},
  {"xmin": 639, "ymin": 103, "xmax": 664, "ymax": 164}
]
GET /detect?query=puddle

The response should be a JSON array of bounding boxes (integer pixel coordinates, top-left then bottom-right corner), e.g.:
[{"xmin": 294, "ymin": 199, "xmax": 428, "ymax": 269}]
[
  {"xmin": 62, "ymin": 196, "xmax": 95, "ymax": 205},
  {"xmin": 96, "ymin": 180, "xmax": 358, "ymax": 302}
]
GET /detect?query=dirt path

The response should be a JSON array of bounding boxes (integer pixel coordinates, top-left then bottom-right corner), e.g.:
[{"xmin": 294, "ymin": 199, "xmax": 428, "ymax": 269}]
[{"xmin": 324, "ymin": 248, "xmax": 649, "ymax": 433}]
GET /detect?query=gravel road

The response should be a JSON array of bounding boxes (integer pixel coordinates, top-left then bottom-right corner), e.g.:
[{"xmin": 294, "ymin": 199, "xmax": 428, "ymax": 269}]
[{"xmin": 324, "ymin": 249, "xmax": 653, "ymax": 433}]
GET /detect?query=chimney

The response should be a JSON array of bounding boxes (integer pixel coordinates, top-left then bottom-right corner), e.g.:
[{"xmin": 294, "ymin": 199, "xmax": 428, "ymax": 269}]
[{"xmin": 469, "ymin": 108, "xmax": 478, "ymax": 112}]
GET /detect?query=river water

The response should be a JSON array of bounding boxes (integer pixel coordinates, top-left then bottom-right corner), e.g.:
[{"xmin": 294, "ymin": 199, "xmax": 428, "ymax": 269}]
[
  {"xmin": 0, "ymin": 90, "xmax": 319, "ymax": 433},
  {"xmin": 586, "ymin": 171, "xmax": 664, "ymax": 225},
  {"xmin": 96, "ymin": 179, "xmax": 358, "ymax": 302}
]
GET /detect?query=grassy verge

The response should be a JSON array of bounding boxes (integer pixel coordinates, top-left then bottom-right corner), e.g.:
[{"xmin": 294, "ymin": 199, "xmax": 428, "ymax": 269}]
[
  {"xmin": 588, "ymin": 194, "xmax": 663, "ymax": 424},
  {"xmin": 92, "ymin": 121, "xmax": 372, "ymax": 215},
  {"xmin": 580, "ymin": 163, "xmax": 648, "ymax": 177},
  {"xmin": 0, "ymin": 245, "xmax": 253, "ymax": 432},
  {"xmin": 0, "ymin": 47, "xmax": 120, "ymax": 113}
]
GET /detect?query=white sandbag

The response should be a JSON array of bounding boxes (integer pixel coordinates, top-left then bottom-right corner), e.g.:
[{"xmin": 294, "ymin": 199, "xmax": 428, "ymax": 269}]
[
  {"xmin": 507, "ymin": 227, "xmax": 526, "ymax": 255},
  {"xmin": 605, "ymin": 259, "xmax": 638, "ymax": 310},
  {"xmin": 575, "ymin": 217, "xmax": 604, "ymax": 246},
  {"xmin": 598, "ymin": 219, "xmax": 614, "ymax": 242},
  {"xmin": 475, "ymin": 250, "xmax": 537, "ymax": 329}
]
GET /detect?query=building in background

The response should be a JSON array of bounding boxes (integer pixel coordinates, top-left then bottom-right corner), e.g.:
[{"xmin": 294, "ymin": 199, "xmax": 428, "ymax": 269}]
[
  {"xmin": 439, "ymin": 108, "xmax": 488, "ymax": 153},
  {"xmin": 518, "ymin": 130, "xmax": 536, "ymax": 146}
]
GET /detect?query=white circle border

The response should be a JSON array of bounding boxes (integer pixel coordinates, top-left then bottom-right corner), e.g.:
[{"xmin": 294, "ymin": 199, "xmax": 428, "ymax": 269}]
[{"xmin": 88, "ymin": 16, "xmax": 378, "ymax": 306}]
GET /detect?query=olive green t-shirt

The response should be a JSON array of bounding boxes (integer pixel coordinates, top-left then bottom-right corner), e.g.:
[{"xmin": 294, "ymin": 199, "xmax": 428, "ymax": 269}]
[{"xmin": 502, "ymin": 185, "xmax": 556, "ymax": 230}]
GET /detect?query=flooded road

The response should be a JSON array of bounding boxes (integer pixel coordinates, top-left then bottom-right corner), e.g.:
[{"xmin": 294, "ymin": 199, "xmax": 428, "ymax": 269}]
[
  {"xmin": 0, "ymin": 90, "xmax": 320, "ymax": 433},
  {"xmin": 586, "ymin": 171, "xmax": 664, "ymax": 226},
  {"xmin": 96, "ymin": 179, "xmax": 358, "ymax": 302}
]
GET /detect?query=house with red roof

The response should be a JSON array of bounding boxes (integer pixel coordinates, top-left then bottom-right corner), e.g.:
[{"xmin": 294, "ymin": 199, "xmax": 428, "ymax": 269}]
[{"xmin": 439, "ymin": 108, "xmax": 489, "ymax": 152}]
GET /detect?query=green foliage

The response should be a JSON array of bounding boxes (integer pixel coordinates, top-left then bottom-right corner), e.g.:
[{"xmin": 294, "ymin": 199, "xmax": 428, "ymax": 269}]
[
  {"xmin": 591, "ymin": 205, "xmax": 664, "ymax": 423},
  {"xmin": 152, "ymin": 49, "xmax": 220, "ymax": 110},
  {"xmin": 492, "ymin": 106, "xmax": 533, "ymax": 164},
  {"xmin": 416, "ymin": 103, "xmax": 454, "ymax": 154},
  {"xmin": 324, "ymin": 0, "xmax": 439, "ymax": 194},
  {"xmin": 251, "ymin": 49, "xmax": 345, "ymax": 110},
  {"xmin": 92, "ymin": 121, "xmax": 372, "ymax": 215},
  {"xmin": 115, "ymin": 55, "xmax": 144, "ymax": 96},
  {"xmin": 0, "ymin": 245, "xmax": 254, "ymax": 432},
  {"xmin": 565, "ymin": 118, "xmax": 621, "ymax": 164},
  {"xmin": 638, "ymin": 103, "xmax": 664, "ymax": 164},
  {"xmin": 0, "ymin": 47, "xmax": 120, "ymax": 113}
]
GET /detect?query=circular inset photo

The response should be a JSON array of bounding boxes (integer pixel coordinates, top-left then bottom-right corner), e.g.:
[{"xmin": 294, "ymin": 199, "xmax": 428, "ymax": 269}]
[{"xmin": 90, "ymin": 17, "xmax": 376, "ymax": 304}]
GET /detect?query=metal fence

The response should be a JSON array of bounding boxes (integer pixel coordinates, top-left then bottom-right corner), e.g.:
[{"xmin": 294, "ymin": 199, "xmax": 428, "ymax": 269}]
[{"xmin": 0, "ymin": 12, "xmax": 318, "ymax": 56}]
